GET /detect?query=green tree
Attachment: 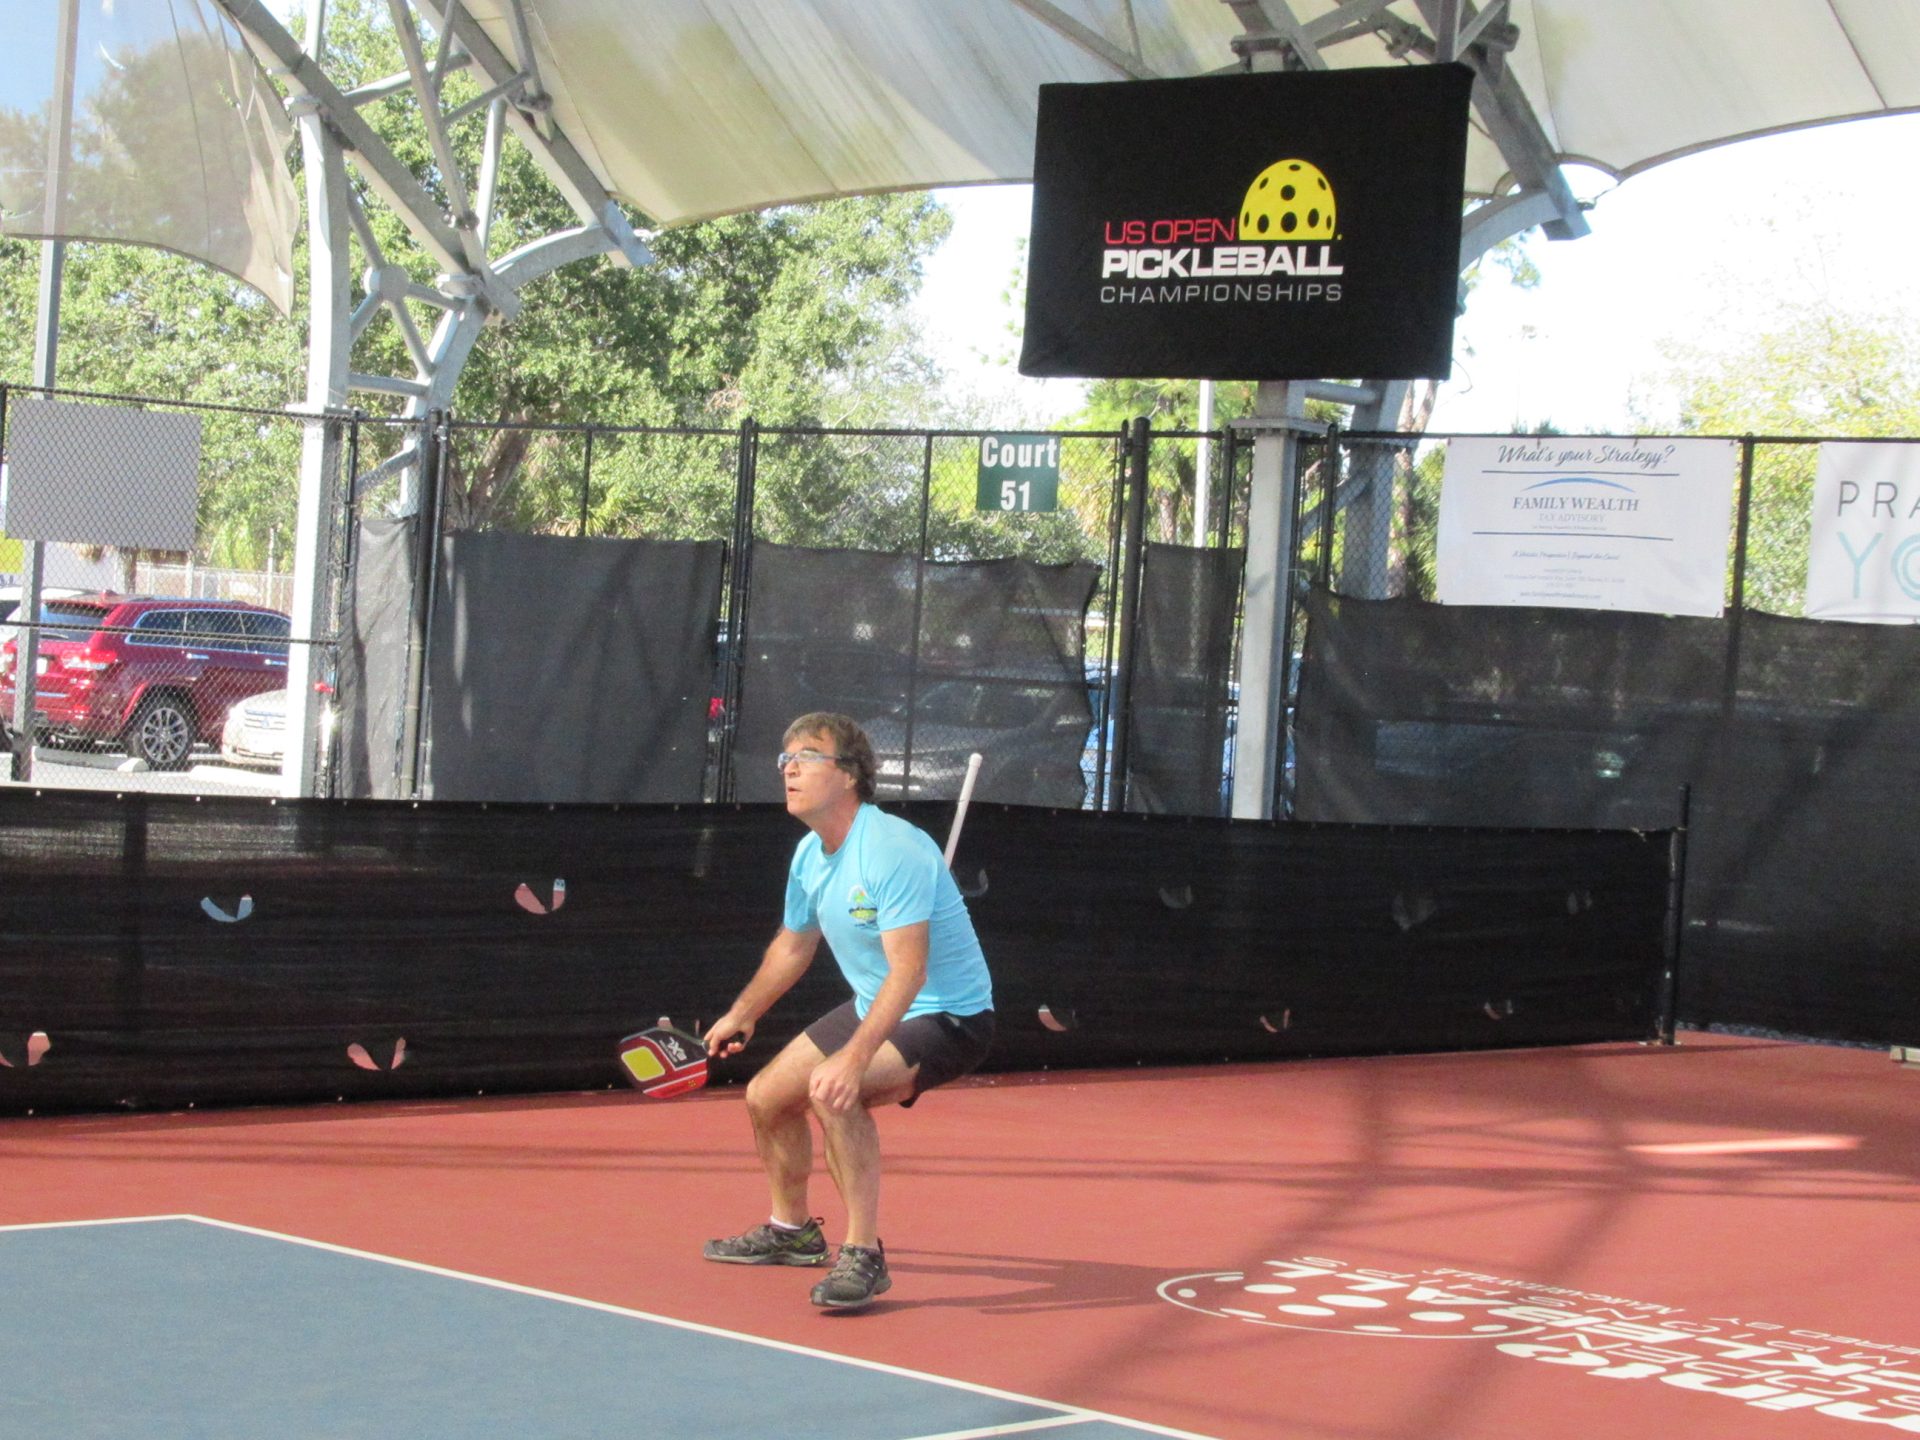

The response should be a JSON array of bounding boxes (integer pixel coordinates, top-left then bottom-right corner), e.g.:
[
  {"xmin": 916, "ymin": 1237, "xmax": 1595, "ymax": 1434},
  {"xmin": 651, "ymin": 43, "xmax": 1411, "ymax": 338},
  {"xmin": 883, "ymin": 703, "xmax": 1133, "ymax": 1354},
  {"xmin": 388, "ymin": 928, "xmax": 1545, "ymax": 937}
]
[{"xmin": 1651, "ymin": 309, "xmax": 1920, "ymax": 613}]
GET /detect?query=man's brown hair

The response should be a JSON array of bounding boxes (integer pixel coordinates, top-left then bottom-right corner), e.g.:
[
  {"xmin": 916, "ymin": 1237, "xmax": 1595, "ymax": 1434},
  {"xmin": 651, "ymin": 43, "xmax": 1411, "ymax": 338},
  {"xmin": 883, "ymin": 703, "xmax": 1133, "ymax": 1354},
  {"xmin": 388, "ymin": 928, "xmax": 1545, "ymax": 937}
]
[{"xmin": 783, "ymin": 712, "xmax": 877, "ymax": 802}]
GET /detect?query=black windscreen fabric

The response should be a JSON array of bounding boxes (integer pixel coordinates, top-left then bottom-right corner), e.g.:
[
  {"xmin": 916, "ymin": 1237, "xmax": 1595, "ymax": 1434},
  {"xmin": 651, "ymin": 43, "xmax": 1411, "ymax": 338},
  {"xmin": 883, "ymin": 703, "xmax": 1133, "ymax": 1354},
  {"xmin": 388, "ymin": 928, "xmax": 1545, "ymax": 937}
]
[
  {"xmin": 737, "ymin": 543, "xmax": 1098, "ymax": 808},
  {"xmin": 0, "ymin": 788, "xmax": 1672, "ymax": 1115},
  {"xmin": 336, "ymin": 516, "xmax": 415, "ymax": 800},
  {"xmin": 1126, "ymin": 543, "xmax": 1243, "ymax": 815},
  {"xmin": 1681, "ymin": 612, "xmax": 1920, "ymax": 1042},
  {"xmin": 1291, "ymin": 589, "xmax": 1920, "ymax": 1045},
  {"xmin": 1293, "ymin": 588, "xmax": 1718, "ymax": 831},
  {"xmin": 425, "ymin": 532, "xmax": 723, "ymax": 803}
]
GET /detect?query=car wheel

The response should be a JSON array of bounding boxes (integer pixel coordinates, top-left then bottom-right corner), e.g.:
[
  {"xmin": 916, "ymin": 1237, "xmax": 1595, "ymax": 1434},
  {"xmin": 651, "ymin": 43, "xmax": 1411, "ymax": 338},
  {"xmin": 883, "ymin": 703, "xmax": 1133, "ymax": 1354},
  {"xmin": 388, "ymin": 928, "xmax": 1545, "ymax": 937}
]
[{"xmin": 127, "ymin": 694, "xmax": 196, "ymax": 770}]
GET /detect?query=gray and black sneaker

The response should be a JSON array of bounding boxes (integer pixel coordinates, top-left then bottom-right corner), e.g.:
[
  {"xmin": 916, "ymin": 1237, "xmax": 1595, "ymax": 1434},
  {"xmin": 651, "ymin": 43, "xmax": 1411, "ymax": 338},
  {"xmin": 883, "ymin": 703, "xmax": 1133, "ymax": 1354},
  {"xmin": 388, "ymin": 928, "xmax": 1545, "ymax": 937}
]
[
  {"xmin": 703, "ymin": 1217, "xmax": 830, "ymax": 1266},
  {"xmin": 809, "ymin": 1241, "xmax": 891, "ymax": 1310}
]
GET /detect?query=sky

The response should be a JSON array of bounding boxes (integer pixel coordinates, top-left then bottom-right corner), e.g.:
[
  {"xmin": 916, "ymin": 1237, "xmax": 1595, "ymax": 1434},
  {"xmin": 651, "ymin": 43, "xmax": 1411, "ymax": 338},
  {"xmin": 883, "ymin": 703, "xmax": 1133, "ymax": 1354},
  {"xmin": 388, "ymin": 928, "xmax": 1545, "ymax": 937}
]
[{"xmin": 910, "ymin": 111, "xmax": 1920, "ymax": 435}]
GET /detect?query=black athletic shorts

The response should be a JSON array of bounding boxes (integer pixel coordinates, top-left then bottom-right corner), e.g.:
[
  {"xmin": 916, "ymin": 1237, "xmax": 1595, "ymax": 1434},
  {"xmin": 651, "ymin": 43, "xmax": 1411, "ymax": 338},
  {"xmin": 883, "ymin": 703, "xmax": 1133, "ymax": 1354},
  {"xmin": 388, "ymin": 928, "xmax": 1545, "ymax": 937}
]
[{"xmin": 804, "ymin": 1000, "xmax": 996, "ymax": 1106}]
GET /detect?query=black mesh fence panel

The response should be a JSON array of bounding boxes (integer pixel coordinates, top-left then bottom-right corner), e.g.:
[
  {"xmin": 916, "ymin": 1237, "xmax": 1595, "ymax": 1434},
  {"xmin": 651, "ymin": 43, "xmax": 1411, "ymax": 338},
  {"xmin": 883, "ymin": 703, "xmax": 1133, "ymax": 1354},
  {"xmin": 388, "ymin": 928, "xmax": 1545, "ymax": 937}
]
[
  {"xmin": 1126, "ymin": 543, "xmax": 1243, "ymax": 816},
  {"xmin": 1294, "ymin": 588, "xmax": 1718, "ymax": 831},
  {"xmin": 335, "ymin": 516, "xmax": 415, "ymax": 800},
  {"xmin": 735, "ymin": 543, "xmax": 1098, "ymax": 808},
  {"xmin": 0, "ymin": 789, "xmax": 1673, "ymax": 1115},
  {"xmin": 1683, "ymin": 612, "xmax": 1920, "ymax": 1041},
  {"xmin": 422, "ymin": 531, "xmax": 723, "ymax": 803},
  {"xmin": 1289, "ymin": 432, "xmax": 1920, "ymax": 1046}
]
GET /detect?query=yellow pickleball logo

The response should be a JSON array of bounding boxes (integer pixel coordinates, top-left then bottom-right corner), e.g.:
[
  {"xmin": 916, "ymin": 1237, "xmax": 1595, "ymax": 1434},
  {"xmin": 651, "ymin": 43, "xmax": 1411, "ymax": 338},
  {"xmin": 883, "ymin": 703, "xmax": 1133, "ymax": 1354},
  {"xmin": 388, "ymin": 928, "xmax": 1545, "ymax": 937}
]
[{"xmin": 1240, "ymin": 159, "xmax": 1337, "ymax": 241}]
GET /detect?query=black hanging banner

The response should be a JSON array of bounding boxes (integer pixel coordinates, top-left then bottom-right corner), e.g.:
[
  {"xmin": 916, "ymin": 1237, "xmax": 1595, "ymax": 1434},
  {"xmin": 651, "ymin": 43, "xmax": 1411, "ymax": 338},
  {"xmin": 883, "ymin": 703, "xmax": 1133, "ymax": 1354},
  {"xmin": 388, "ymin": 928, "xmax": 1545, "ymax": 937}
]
[{"xmin": 1018, "ymin": 65, "xmax": 1473, "ymax": 382}]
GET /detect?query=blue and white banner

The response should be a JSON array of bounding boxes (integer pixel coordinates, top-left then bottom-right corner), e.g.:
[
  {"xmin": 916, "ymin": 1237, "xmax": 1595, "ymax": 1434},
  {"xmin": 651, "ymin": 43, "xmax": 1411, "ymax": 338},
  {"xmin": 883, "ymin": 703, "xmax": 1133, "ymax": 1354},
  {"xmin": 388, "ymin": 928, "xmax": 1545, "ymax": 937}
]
[
  {"xmin": 1437, "ymin": 437, "xmax": 1738, "ymax": 616},
  {"xmin": 1805, "ymin": 442, "xmax": 1920, "ymax": 623}
]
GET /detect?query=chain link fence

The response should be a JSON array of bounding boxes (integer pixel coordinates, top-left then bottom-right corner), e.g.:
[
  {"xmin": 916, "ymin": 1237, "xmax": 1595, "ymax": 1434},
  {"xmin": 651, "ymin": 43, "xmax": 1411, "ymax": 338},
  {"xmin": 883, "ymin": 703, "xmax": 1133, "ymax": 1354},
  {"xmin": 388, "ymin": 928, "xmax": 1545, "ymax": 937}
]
[
  {"xmin": 2, "ymin": 390, "xmax": 1259, "ymax": 807},
  {"xmin": 1, "ymin": 384, "xmax": 353, "ymax": 796}
]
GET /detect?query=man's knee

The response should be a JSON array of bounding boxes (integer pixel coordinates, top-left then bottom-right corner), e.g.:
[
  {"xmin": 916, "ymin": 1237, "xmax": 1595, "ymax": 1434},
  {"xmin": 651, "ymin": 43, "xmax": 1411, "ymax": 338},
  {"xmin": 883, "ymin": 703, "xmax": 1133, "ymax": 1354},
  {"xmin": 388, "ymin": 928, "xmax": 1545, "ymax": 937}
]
[{"xmin": 745, "ymin": 1064, "xmax": 810, "ymax": 1125}]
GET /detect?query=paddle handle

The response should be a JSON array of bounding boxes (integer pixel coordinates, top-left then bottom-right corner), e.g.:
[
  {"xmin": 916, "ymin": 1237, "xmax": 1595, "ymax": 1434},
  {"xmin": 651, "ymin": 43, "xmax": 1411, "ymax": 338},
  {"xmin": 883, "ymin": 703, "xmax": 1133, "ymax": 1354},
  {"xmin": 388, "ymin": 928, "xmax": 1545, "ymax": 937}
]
[{"xmin": 943, "ymin": 752, "xmax": 984, "ymax": 867}]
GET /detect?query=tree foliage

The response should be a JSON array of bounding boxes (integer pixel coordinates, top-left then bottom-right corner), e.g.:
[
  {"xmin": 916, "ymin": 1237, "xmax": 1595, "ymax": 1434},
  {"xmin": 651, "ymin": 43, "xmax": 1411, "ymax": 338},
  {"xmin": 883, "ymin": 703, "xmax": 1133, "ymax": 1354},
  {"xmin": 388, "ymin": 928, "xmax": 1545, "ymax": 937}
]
[{"xmin": 1652, "ymin": 308, "xmax": 1920, "ymax": 613}]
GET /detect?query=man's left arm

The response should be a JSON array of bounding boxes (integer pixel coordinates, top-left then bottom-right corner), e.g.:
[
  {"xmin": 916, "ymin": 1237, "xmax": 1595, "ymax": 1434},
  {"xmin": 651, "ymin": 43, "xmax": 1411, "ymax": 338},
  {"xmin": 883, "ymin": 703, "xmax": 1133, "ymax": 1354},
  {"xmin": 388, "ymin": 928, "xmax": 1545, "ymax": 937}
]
[{"xmin": 807, "ymin": 920, "xmax": 927, "ymax": 1114}]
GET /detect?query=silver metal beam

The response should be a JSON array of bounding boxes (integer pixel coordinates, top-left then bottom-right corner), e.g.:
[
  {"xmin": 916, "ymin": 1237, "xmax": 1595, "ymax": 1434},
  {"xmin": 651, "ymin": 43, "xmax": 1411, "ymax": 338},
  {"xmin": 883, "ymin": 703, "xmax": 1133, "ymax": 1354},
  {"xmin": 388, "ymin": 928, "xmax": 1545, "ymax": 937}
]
[
  {"xmin": 344, "ymin": 59, "xmax": 469, "ymax": 106},
  {"xmin": 1004, "ymin": 0, "xmax": 1160, "ymax": 80},
  {"xmin": 280, "ymin": 0, "xmax": 354, "ymax": 799},
  {"xmin": 1301, "ymin": 0, "xmax": 1400, "ymax": 46},
  {"xmin": 219, "ymin": 0, "xmax": 512, "ymax": 304},
  {"xmin": 429, "ymin": 3, "xmax": 653, "ymax": 264},
  {"xmin": 384, "ymin": 0, "xmax": 482, "ymax": 242},
  {"xmin": 1405, "ymin": 0, "xmax": 1587, "ymax": 243},
  {"xmin": 1225, "ymin": 0, "xmax": 1328, "ymax": 68}
]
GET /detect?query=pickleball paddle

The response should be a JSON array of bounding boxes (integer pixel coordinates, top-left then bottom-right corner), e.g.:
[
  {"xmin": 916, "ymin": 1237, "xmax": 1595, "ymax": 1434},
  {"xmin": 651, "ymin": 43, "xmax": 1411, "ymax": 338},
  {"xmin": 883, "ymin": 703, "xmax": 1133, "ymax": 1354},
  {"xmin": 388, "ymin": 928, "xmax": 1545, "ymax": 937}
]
[{"xmin": 617, "ymin": 1022, "xmax": 711, "ymax": 1098}]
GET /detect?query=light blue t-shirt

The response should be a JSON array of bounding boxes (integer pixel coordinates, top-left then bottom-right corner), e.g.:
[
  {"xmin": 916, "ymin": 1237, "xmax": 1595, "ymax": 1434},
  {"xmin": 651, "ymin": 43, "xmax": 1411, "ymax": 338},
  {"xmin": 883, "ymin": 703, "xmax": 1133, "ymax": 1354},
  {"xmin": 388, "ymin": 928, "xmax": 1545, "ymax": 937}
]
[{"xmin": 783, "ymin": 804, "xmax": 993, "ymax": 1020}]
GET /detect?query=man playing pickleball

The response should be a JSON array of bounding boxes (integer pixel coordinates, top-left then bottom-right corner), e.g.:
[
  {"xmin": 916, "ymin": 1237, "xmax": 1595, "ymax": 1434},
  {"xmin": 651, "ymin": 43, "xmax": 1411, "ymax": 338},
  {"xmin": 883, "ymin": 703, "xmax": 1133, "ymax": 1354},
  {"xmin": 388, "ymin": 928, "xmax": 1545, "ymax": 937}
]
[{"xmin": 701, "ymin": 712, "xmax": 995, "ymax": 1311}]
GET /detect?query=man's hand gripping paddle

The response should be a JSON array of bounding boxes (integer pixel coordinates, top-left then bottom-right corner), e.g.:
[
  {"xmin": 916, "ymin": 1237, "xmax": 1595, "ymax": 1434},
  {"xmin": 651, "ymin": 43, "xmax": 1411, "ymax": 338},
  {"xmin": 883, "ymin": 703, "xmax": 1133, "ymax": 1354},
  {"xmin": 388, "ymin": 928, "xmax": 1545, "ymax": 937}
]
[{"xmin": 617, "ymin": 752, "xmax": 983, "ymax": 1097}]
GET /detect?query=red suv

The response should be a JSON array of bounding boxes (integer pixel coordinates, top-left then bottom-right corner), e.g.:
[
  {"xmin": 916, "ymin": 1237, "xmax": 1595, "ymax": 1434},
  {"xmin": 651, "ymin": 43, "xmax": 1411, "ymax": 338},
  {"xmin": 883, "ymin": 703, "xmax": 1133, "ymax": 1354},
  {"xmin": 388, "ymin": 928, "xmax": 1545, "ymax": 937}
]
[{"xmin": 0, "ymin": 594, "xmax": 291, "ymax": 770}]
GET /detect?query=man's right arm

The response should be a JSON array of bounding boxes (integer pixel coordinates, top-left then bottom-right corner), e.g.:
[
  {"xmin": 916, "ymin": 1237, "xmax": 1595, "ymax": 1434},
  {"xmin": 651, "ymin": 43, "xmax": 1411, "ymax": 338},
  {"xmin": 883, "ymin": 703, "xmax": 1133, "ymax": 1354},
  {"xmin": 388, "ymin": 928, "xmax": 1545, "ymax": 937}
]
[{"xmin": 704, "ymin": 926, "xmax": 821, "ymax": 1056}]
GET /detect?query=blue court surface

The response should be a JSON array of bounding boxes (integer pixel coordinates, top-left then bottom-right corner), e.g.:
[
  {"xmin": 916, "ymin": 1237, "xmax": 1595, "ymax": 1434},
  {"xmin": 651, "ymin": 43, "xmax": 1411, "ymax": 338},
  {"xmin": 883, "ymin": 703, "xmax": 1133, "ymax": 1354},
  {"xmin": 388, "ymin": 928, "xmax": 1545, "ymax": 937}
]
[{"xmin": 0, "ymin": 1216, "xmax": 1209, "ymax": 1440}]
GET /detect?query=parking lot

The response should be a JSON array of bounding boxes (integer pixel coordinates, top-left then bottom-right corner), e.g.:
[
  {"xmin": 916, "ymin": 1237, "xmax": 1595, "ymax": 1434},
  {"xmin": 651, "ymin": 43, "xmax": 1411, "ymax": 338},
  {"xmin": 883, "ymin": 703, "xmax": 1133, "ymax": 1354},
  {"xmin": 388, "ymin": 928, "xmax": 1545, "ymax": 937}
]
[{"xmin": 1, "ymin": 744, "xmax": 281, "ymax": 797}]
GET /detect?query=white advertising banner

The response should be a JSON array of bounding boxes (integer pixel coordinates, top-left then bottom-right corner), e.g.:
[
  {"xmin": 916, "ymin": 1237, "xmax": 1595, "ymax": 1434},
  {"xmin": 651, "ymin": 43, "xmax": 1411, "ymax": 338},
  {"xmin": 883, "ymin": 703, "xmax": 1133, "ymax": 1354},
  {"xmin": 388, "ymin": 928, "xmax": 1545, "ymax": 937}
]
[
  {"xmin": 1805, "ymin": 442, "xmax": 1920, "ymax": 623},
  {"xmin": 1437, "ymin": 437, "xmax": 1738, "ymax": 616}
]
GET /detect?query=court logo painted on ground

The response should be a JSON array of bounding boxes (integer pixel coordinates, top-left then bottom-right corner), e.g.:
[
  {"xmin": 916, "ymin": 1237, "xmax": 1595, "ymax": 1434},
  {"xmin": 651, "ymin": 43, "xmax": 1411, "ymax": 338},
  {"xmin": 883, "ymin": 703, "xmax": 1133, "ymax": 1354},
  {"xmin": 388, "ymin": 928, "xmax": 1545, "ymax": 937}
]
[{"xmin": 1159, "ymin": 1257, "xmax": 1920, "ymax": 1431}]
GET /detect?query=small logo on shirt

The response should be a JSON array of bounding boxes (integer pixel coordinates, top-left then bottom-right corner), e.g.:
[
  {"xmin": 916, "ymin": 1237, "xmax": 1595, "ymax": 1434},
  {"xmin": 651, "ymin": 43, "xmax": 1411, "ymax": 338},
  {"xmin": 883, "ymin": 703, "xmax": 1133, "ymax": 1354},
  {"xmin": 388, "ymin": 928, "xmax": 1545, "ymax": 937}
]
[{"xmin": 847, "ymin": 885, "xmax": 879, "ymax": 929}]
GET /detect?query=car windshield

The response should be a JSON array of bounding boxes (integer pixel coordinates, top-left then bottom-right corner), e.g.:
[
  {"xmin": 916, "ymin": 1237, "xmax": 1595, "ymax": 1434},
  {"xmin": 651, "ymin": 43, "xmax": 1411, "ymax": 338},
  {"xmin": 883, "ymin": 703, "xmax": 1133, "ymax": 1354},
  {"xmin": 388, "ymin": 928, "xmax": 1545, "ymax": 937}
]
[
  {"xmin": 38, "ymin": 603, "xmax": 109, "ymax": 643},
  {"xmin": 903, "ymin": 681, "xmax": 1057, "ymax": 730}
]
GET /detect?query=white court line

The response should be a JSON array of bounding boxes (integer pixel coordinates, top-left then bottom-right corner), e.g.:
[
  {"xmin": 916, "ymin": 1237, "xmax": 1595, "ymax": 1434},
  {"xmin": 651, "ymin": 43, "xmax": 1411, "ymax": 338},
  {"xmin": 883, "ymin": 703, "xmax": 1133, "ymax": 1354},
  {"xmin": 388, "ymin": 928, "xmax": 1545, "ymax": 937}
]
[
  {"xmin": 2, "ymin": 1214, "xmax": 1219, "ymax": 1440},
  {"xmin": 901, "ymin": 1417, "xmax": 1095, "ymax": 1439}
]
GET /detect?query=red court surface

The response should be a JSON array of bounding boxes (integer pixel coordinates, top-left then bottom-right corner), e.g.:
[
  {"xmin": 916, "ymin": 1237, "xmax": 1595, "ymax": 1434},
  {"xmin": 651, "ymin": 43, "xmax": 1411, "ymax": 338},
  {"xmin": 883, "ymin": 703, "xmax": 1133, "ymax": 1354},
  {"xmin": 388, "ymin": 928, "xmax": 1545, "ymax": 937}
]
[{"xmin": 4, "ymin": 1032, "xmax": 1917, "ymax": 1439}]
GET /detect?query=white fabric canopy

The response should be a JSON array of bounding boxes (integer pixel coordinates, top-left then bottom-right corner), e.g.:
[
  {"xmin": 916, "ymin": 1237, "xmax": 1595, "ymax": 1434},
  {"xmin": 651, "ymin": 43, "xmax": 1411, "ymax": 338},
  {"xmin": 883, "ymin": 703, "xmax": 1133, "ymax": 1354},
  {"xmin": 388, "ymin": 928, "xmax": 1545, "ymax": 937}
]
[
  {"xmin": 0, "ymin": 0, "xmax": 297, "ymax": 312},
  {"xmin": 459, "ymin": 0, "xmax": 1920, "ymax": 226}
]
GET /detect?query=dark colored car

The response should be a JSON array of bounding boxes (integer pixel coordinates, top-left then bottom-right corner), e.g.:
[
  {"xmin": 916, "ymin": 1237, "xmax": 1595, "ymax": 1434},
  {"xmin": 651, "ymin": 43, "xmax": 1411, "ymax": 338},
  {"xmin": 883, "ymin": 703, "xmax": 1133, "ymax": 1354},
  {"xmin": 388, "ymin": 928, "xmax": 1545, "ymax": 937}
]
[
  {"xmin": 0, "ymin": 594, "xmax": 291, "ymax": 769},
  {"xmin": 862, "ymin": 677, "xmax": 1093, "ymax": 807}
]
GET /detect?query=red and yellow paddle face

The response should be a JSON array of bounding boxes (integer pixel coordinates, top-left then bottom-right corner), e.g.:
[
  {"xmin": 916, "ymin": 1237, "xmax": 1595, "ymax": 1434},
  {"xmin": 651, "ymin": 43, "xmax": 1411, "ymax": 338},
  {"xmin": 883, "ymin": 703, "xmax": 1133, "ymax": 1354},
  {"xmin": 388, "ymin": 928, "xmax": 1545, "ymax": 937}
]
[{"xmin": 617, "ymin": 1027, "xmax": 709, "ymax": 1098}]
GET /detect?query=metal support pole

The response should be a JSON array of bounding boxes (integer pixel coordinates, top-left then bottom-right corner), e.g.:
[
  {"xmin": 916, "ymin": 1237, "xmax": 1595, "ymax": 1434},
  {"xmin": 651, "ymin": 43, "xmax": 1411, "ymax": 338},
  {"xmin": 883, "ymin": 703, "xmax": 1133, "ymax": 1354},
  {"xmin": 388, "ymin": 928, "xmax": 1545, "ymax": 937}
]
[
  {"xmin": 1317, "ymin": 426, "xmax": 1341, "ymax": 590},
  {"xmin": 715, "ymin": 417, "xmax": 758, "ymax": 801},
  {"xmin": 1715, "ymin": 436, "xmax": 1759, "ymax": 736},
  {"xmin": 1193, "ymin": 379, "xmax": 1215, "ymax": 547},
  {"xmin": 1230, "ymin": 384, "xmax": 1313, "ymax": 818},
  {"xmin": 398, "ymin": 411, "xmax": 445, "ymax": 797},
  {"xmin": 901, "ymin": 433, "xmax": 935, "ymax": 795},
  {"xmin": 1109, "ymin": 417, "xmax": 1152, "ymax": 811},
  {"xmin": 1658, "ymin": 782, "xmax": 1694, "ymax": 1045},
  {"xmin": 10, "ymin": 0, "xmax": 80, "ymax": 783},
  {"xmin": 1215, "ymin": 425, "xmax": 1241, "ymax": 551},
  {"xmin": 1089, "ymin": 431, "xmax": 1127, "ymax": 809},
  {"xmin": 282, "ymin": 0, "xmax": 354, "ymax": 797},
  {"xmin": 578, "ymin": 426, "xmax": 595, "ymax": 537}
]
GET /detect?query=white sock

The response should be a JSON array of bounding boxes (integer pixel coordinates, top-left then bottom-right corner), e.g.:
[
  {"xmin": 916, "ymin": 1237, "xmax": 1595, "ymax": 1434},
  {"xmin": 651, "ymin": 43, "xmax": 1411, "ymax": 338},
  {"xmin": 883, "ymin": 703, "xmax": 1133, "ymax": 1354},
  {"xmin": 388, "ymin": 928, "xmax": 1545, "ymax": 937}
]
[{"xmin": 769, "ymin": 1216, "xmax": 806, "ymax": 1232}]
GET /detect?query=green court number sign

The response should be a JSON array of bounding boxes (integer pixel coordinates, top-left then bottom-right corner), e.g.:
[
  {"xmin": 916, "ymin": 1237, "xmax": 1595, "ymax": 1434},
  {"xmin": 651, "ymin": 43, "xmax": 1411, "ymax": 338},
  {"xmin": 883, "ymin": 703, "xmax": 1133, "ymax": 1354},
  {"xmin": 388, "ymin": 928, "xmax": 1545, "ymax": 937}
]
[{"xmin": 976, "ymin": 433, "xmax": 1060, "ymax": 512}]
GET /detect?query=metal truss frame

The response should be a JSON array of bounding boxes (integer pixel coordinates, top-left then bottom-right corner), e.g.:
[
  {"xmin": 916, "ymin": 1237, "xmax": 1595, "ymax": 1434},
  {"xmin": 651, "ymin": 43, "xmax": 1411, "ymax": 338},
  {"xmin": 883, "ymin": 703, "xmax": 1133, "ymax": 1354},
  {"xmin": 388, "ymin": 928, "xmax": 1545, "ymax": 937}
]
[{"xmin": 213, "ymin": 0, "xmax": 654, "ymax": 796}]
